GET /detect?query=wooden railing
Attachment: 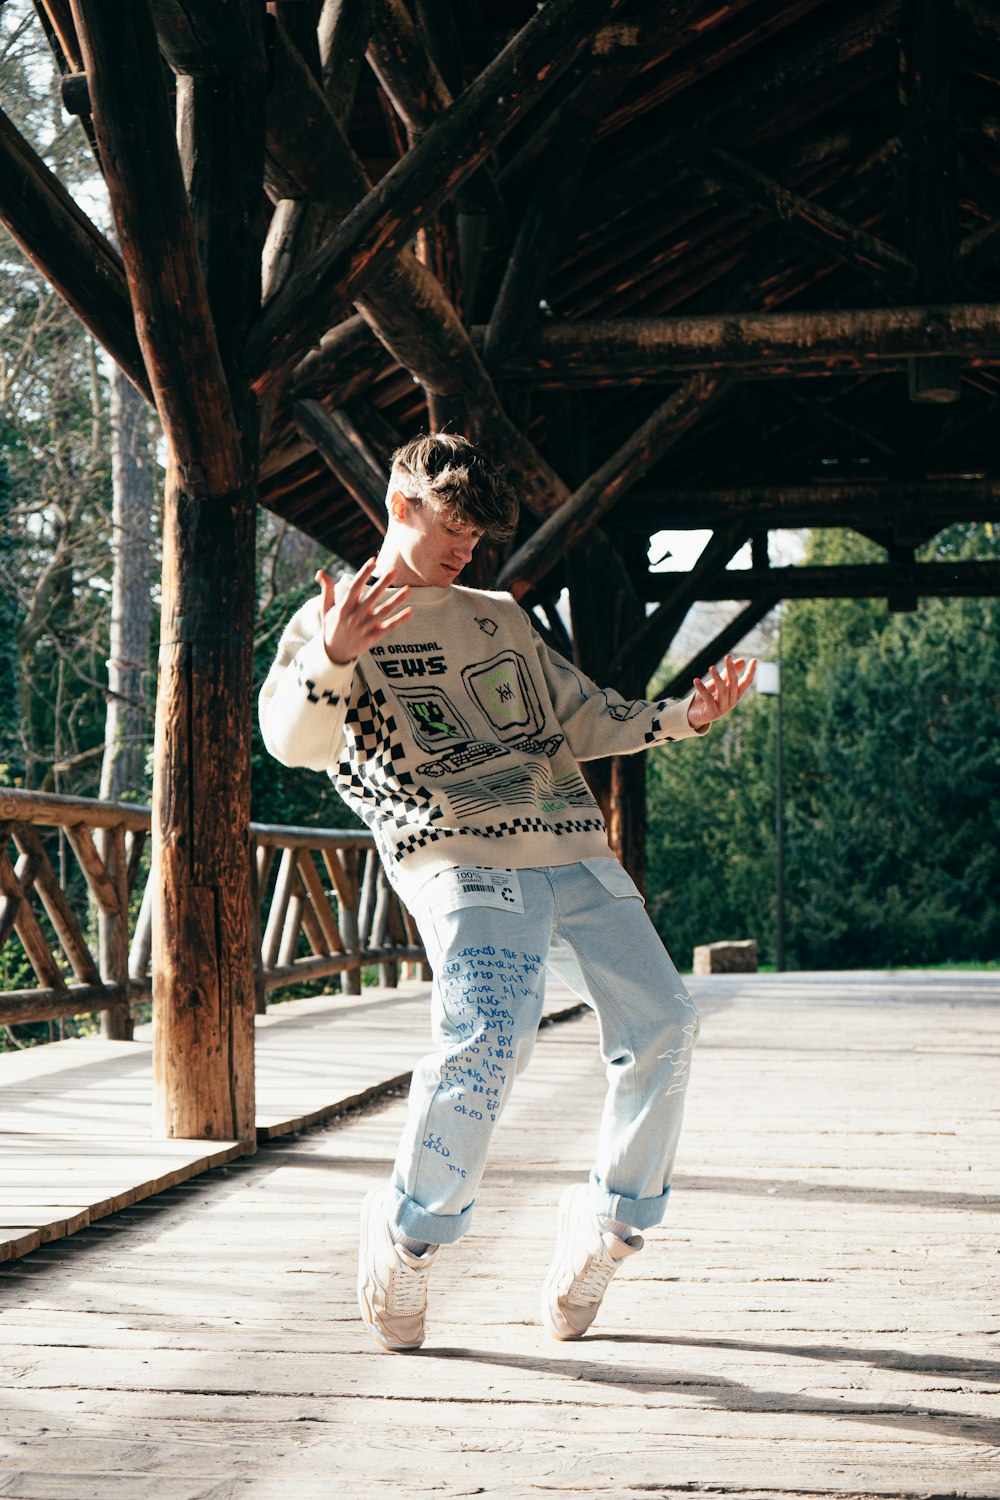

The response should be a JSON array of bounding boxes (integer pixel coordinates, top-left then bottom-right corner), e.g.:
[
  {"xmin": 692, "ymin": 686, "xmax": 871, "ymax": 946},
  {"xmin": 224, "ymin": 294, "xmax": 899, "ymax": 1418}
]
[{"xmin": 0, "ymin": 788, "xmax": 425, "ymax": 1037}]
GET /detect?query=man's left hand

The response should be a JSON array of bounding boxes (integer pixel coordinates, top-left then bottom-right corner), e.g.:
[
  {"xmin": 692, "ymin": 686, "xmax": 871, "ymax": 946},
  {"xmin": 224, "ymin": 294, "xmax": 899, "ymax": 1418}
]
[{"xmin": 687, "ymin": 654, "xmax": 757, "ymax": 731}]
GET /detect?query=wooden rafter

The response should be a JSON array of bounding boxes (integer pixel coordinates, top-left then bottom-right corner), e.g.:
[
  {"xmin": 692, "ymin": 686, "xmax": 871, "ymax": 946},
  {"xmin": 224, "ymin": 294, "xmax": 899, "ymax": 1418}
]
[
  {"xmin": 613, "ymin": 525, "xmax": 750, "ymax": 681},
  {"xmin": 245, "ymin": 0, "xmax": 629, "ymax": 391},
  {"xmin": 487, "ymin": 304, "xmax": 1000, "ymax": 384},
  {"xmin": 68, "ymin": 0, "xmax": 241, "ymax": 493},
  {"xmin": 0, "ymin": 106, "xmax": 150, "ymax": 398},
  {"xmin": 644, "ymin": 561, "xmax": 1000, "ymax": 602},
  {"xmin": 694, "ymin": 146, "xmax": 917, "ymax": 291},
  {"xmin": 496, "ymin": 375, "xmax": 729, "ymax": 598},
  {"xmin": 617, "ymin": 479, "xmax": 1000, "ymax": 533},
  {"xmin": 293, "ymin": 399, "xmax": 387, "ymax": 535}
]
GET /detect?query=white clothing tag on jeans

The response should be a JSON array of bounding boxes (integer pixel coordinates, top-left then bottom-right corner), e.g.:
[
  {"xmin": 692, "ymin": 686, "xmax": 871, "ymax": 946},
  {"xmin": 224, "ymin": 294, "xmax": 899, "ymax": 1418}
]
[
  {"xmin": 423, "ymin": 866, "xmax": 524, "ymax": 916},
  {"xmin": 582, "ymin": 857, "xmax": 645, "ymax": 902}
]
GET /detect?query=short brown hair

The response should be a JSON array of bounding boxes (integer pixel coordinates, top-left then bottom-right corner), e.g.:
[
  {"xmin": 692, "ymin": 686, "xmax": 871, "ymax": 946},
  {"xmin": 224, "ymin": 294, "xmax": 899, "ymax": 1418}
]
[{"xmin": 388, "ymin": 433, "xmax": 518, "ymax": 541}]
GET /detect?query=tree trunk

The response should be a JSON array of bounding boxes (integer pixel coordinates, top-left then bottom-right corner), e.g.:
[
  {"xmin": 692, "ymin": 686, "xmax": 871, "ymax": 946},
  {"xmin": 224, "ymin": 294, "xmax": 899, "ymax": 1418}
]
[
  {"xmin": 99, "ymin": 364, "xmax": 152, "ymax": 805},
  {"xmin": 97, "ymin": 363, "xmax": 153, "ymax": 1041}
]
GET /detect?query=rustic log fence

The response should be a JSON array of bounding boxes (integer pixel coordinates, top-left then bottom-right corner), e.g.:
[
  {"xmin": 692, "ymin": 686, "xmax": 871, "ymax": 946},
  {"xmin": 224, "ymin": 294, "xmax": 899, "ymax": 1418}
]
[{"xmin": 0, "ymin": 788, "xmax": 425, "ymax": 1040}]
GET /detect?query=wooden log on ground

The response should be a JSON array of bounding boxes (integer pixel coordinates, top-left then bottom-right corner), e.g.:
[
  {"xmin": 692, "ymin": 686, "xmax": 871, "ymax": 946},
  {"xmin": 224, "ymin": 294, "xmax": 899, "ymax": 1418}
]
[{"xmin": 693, "ymin": 939, "xmax": 759, "ymax": 975}]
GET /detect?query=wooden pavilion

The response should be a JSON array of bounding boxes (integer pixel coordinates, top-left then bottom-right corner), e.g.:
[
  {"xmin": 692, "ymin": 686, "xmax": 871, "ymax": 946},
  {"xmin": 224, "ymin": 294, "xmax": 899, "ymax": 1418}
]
[{"xmin": 2, "ymin": 0, "xmax": 999, "ymax": 1154}]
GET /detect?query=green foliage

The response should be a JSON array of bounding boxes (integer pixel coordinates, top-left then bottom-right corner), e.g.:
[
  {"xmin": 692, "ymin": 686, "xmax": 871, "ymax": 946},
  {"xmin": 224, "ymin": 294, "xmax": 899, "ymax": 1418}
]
[{"xmin": 647, "ymin": 524, "xmax": 1000, "ymax": 971}]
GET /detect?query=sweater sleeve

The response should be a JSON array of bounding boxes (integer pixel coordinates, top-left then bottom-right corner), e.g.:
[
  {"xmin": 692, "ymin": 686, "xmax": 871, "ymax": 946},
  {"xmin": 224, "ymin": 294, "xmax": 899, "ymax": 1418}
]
[
  {"xmin": 257, "ymin": 597, "xmax": 357, "ymax": 772},
  {"xmin": 530, "ymin": 632, "xmax": 708, "ymax": 761}
]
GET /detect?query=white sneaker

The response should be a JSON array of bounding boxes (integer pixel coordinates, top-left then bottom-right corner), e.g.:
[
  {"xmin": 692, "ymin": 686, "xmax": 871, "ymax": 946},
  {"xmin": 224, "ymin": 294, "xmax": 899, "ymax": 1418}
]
[
  {"xmin": 541, "ymin": 1183, "xmax": 643, "ymax": 1340},
  {"xmin": 357, "ymin": 1186, "xmax": 439, "ymax": 1352}
]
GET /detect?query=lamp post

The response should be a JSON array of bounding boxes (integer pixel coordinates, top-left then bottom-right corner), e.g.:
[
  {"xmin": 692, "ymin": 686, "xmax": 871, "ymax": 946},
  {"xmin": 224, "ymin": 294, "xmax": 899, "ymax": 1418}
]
[{"xmin": 756, "ymin": 650, "xmax": 785, "ymax": 972}]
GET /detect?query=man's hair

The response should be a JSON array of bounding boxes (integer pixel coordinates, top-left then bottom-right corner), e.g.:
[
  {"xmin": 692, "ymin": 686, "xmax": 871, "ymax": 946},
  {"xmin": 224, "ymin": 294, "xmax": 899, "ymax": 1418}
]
[{"xmin": 387, "ymin": 433, "xmax": 518, "ymax": 541}]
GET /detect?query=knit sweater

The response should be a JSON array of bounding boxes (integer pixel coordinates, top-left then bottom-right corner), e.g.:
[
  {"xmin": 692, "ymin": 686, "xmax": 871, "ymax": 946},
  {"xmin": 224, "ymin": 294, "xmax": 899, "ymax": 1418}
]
[{"xmin": 258, "ymin": 580, "xmax": 706, "ymax": 905}]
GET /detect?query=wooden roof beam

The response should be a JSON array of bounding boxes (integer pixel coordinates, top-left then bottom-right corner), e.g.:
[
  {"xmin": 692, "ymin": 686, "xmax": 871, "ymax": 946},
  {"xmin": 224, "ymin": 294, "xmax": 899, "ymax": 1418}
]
[
  {"xmin": 496, "ymin": 376, "xmax": 729, "ymax": 600},
  {"xmin": 365, "ymin": 0, "xmax": 509, "ymax": 295},
  {"xmin": 0, "ymin": 106, "xmax": 150, "ymax": 399},
  {"xmin": 901, "ymin": 0, "xmax": 961, "ymax": 403},
  {"xmin": 647, "ymin": 561, "xmax": 1000, "ymax": 602},
  {"xmin": 260, "ymin": 16, "xmax": 571, "ymax": 519},
  {"xmin": 319, "ymin": 0, "xmax": 374, "ymax": 128},
  {"xmin": 146, "ymin": 0, "xmax": 265, "ymax": 75},
  {"xmin": 293, "ymin": 399, "xmax": 387, "ymax": 536},
  {"xmin": 617, "ymin": 480, "xmax": 1000, "ymax": 531},
  {"xmin": 245, "ymin": 0, "xmax": 629, "ymax": 393},
  {"xmin": 693, "ymin": 147, "xmax": 917, "ymax": 292},
  {"xmin": 70, "ymin": 0, "xmax": 241, "ymax": 493},
  {"xmin": 485, "ymin": 304, "xmax": 1000, "ymax": 385},
  {"xmin": 580, "ymin": 1, "xmax": 902, "ymax": 243},
  {"xmin": 957, "ymin": 217, "xmax": 1000, "ymax": 281},
  {"xmin": 613, "ymin": 525, "xmax": 750, "ymax": 681}
]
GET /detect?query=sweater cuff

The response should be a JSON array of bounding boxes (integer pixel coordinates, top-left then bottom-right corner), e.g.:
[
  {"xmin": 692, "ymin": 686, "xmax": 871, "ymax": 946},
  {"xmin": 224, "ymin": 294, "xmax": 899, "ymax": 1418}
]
[
  {"xmin": 656, "ymin": 693, "xmax": 710, "ymax": 742},
  {"xmin": 292, "ymin": 633, "xmax": 357, "ymax": 702}
]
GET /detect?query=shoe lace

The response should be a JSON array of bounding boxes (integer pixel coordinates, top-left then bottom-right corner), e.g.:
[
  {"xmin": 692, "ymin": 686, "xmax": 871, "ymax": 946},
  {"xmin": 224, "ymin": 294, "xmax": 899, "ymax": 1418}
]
[
  {"xmin": 387, "ymin": 1254, "xmax": 434, "ymax": 1317},
  {"xmin": 568, "ymin": 1252, "xmax": 617, "ymax": 1306}
]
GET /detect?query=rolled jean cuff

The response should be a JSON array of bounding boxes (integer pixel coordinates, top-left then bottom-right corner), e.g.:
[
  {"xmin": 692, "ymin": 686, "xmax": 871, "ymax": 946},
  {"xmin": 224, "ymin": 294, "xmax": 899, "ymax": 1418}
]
[
  {"xmin": 589, "ymin": 1172, "xmax": 671, "ymax": 1231},
  {"xmin": 388, "ymin": 1183, "xmax": 475, "ymax": 1246}
]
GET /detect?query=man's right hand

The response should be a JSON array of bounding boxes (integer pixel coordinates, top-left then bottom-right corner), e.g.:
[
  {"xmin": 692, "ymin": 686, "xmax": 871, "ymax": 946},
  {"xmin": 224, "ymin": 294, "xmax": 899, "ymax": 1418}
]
[{"xmin": 316, "ymin": 558, "xmax": 413, "ymax": 665}]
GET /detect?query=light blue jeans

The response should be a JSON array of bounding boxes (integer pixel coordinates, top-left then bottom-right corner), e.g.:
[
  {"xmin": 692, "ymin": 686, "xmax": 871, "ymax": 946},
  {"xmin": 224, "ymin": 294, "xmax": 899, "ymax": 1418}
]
[{"xmin": 386, "ymin": 860, "xmax": 699, "ymax": 1245}]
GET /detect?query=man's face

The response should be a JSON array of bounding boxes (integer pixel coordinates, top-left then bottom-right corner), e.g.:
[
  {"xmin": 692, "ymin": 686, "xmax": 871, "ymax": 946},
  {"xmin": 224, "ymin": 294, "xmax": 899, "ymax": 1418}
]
[{"xmin": 389, "ymin": 496, "xmax": 483, "ymax": 587}]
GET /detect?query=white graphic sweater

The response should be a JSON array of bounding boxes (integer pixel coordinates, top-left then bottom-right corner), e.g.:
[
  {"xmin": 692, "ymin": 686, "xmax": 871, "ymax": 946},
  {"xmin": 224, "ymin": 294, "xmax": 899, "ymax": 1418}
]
[{"xmin": 258, "ymin": 581, "xmax": 706, "ymax": 905}]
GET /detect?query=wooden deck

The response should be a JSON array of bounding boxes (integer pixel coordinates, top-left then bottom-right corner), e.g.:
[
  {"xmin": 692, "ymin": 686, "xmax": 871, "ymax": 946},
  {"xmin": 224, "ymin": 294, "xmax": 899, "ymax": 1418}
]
[
  {"xmin": 0, "ymin": 980, "xmax": 585, "ymax": 1264},
  {"xmin": 0, "ymin": 970, "xmax": 997, "ymax": 1499}
]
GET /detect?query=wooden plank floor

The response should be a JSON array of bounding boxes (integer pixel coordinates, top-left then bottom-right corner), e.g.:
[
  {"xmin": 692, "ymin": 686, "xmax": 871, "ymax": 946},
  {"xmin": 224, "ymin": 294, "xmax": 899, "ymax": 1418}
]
[
  {"xmin": 0, "ymin": 971, "xmax": 998, "ymax": 1499},
  {"xmin": 0, "ymin": 982, "xmax": 586, "ymax": 1263}
]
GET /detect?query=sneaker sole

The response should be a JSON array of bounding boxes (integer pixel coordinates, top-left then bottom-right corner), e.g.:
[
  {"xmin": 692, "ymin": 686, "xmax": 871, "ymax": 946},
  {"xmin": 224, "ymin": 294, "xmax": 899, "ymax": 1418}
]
[{"xmin": 357, "ymin": 1189, "xmax": 425, "ymax": 1354}]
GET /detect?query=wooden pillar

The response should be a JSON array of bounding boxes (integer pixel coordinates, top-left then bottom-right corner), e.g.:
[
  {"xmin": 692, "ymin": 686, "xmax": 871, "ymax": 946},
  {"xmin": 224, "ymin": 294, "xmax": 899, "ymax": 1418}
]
[
  {"xmin": 70, "ymin": 0, "xmax": 264, "ymax": 1147},
  {"xmin": 152, "ymin": 459, "xmax": 258, "ymax": 1143}
]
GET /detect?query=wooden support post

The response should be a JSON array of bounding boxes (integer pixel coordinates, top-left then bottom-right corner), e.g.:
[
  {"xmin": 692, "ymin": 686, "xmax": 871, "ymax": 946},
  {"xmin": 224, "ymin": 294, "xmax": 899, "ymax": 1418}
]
[
  {"xmin": 97, "ymin": 823, "xmax": 131, "ymax": 1040},
  {"xmin": 319, "ymin": 0, "xmax": 374, "ymax": 127},
  {"xmin": 71, "ymin": 0, "xmax": 262, "ymax": 1146},
  {"xmin": 336, "ymin": 847, "xmax": 362, "ymax": 995}
]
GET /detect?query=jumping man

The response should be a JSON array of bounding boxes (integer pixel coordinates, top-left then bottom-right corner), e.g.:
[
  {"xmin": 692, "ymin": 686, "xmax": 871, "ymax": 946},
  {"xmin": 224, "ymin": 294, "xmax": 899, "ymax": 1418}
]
[{"xmin": 259, "ymin": 433, "xmax": 755, "ymax": 1352}]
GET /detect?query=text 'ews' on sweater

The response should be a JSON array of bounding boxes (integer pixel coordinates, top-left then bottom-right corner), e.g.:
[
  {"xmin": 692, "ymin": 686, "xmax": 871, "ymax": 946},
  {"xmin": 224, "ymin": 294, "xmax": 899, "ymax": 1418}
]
[{"xmin": 258, "ymin": 581, "xmax": 707, "ymax": 906}]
